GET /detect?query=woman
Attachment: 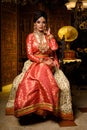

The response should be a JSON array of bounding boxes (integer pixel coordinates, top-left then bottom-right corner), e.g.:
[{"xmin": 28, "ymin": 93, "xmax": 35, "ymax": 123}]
[{"xmin": 6, "ymin": 10, "xmax": 73, "ymax": 120}]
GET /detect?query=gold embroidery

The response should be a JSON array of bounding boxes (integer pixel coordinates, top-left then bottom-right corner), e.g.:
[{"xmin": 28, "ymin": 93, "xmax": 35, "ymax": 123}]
[{"xmin": 15, "ymin": 103, "xmax": 58, "ymax": 117}]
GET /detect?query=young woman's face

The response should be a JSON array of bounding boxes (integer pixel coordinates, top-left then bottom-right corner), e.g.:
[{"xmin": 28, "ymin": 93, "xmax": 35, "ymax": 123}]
[{"xmin": 35, "ymin": 16, "xmax": 46, "ymax": 32}]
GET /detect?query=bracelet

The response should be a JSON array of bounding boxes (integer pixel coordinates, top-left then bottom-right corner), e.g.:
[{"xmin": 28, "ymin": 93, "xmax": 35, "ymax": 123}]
[{"xmin": 48, "ymin": 34, "xmax": 54, "ymax": 40}]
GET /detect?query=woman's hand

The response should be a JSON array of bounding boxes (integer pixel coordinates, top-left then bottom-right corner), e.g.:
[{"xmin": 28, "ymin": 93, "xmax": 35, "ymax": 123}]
[
  {"xmin": 46, "ymin": 28, "xmax": 51, "ymax": 36},
  {"xmin": 43, "ymin": 58, "xmax": 54, "ymax": 66},
  {"xmin": 46, "ymin": 28, "xmax": 54, "ymax": 40}
]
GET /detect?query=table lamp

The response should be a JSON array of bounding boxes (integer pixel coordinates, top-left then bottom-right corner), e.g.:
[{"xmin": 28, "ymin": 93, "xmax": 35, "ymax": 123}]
[{"xmin": 58, "ymin": 26, "xmax": 78, "ymax": 59}]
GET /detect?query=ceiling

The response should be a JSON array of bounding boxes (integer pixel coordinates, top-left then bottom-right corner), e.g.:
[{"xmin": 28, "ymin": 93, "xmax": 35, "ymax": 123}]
[{"xmin": 1, "ymin": 0, "xmax": 68, "ymax": 5}]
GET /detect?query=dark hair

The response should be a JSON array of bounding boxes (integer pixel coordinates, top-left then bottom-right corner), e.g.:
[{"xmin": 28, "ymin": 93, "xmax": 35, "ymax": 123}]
[{"xmin": 33, "ymin": 10, "xmax": 47, "ymax": 23}]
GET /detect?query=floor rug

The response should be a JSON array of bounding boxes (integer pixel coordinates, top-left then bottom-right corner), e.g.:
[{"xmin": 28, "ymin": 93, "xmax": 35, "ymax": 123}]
[
  {"xmin": 58, "ymin": 120, "xmax": 77, "ymax": 127},
  {"xmin": 78, "ymin": 107, "xmax": 87, "ymax": 112}
]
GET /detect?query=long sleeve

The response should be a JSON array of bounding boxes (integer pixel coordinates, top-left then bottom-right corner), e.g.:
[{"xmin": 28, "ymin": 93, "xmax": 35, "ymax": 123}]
[
  {"xmin": 49, "ymin": 38, "xmax": 58, "ymax": 51},
  {"xmin": 54, "ymin": 52, "xmax": 60, "ymax": 68},
  {"xmin": 26, "ymin": 34, "xmax": 40, "ymax": 63},
  {"xmin": 48, "ymin": 37, "xmax": 60, "ymax": 68}
]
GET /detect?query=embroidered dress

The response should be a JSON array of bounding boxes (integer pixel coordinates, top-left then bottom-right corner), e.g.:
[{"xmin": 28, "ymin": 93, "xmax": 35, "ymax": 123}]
[{"xmin": 6, "ymin": 33, "xmax": 73, "ymax": 120}]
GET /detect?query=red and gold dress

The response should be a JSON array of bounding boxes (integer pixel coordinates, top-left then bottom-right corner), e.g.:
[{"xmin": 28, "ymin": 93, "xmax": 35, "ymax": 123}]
[{"xmin": 6, "ymin": 33, "xmax": 74, "ymax": 120}]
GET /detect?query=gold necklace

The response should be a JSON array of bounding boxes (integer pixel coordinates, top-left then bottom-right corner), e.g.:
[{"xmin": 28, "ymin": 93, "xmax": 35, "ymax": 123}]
[{"xmin": 34, "ymin": 31, "xmax": 49, "ymax": 53}]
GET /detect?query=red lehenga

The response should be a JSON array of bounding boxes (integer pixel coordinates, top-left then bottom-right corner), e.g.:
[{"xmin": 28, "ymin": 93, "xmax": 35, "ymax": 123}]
[{"xmin": 6, "ymin": 33, "xmax": 74, "ymax": 120}]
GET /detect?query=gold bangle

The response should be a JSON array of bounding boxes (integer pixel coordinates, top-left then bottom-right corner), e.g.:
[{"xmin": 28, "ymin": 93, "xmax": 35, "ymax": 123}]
[{"xmin": 48, "ymin": 34, "xmax": 54, "ymax": 40}]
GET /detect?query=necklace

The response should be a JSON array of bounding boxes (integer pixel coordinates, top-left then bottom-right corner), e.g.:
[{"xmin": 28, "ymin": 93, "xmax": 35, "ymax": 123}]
[{"xmin": 34, "ymin": 31, "xmax": 49, "ymax": 53}]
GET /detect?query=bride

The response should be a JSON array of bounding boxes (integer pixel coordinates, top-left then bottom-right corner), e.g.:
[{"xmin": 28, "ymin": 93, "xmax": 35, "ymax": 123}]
[{"xmin": 6, "ymin": 10, "xmax": 73, "ymax": 120}]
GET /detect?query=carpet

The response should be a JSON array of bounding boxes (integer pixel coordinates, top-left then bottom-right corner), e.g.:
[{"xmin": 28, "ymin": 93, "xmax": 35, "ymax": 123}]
[
  {"xmin": 50, "ymin": 114, "xmax": 77, "ymax": 127},
  {"xmin": 0, "ymin": 92, "xmax": 77, "ymax": 127},
  {"xmin": 58, "ymin": 120, "xmax": 77, "ymax": 127},
  {"xmin": 78, "ymin": 107, "xmax": 87, "ymax": 113},
  {"xmin": 19, "ymin": 116, "xmax": 77, "ymax": 127},
  {"xmin": 0, "ymin": 90, "xmax": 86, "ymax": 127}
]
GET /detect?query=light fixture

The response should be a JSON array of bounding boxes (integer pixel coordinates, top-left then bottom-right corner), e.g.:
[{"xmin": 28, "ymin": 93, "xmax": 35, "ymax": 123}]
[
  {"xmin": 65, "ymin": 0, "xmax": 87, "ymax": 29},
  {"xmin": 65, "ymin": 0, "xmax": 87, "ymax": 10}
]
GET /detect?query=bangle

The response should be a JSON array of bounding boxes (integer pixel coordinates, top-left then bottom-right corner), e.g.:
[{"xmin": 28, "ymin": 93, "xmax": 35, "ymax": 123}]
[{"xmin": 48, "ymin": 34, "xmax": 54, "ymax": 40}]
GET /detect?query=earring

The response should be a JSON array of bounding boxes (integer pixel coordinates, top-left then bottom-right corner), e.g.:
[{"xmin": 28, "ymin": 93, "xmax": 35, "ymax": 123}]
[{"xmin": 34, "ymin": 23, "xmax": 37, "ymax": 32}]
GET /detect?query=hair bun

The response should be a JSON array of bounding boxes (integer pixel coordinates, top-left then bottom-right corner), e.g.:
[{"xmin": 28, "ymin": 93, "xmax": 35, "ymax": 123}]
[{"xmin": 33, "ymin": 10, "xmax": 47, "ymax": 23}]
